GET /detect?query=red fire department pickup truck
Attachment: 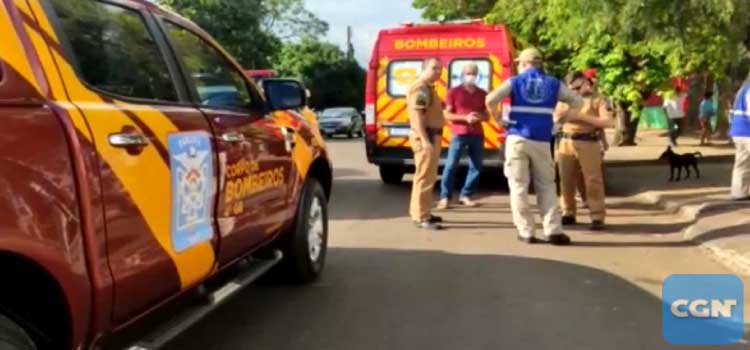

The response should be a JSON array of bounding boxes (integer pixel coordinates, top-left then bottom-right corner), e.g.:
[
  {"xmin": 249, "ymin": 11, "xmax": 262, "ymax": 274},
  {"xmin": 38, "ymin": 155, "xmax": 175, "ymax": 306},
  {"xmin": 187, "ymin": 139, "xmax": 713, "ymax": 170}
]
[{"xmin": 0, "ymin": 1, "xmax": 332, "ymax": 349}]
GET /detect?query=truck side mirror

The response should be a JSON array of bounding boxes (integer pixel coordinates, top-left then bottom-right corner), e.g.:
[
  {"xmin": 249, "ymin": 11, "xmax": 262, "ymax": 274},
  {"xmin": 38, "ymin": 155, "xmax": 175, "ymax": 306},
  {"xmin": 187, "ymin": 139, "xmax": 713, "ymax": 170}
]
[{"xmin": 261, "ymin": 79, "xmax": 307, "ymax": 111}]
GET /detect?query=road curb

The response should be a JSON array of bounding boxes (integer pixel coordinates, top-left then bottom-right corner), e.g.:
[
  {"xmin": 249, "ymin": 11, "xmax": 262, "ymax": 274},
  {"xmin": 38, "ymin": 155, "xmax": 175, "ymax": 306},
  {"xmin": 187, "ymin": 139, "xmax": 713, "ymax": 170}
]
[{"xmin": 626, "ymin": 190, "xmax": 750, "ymax": 275}]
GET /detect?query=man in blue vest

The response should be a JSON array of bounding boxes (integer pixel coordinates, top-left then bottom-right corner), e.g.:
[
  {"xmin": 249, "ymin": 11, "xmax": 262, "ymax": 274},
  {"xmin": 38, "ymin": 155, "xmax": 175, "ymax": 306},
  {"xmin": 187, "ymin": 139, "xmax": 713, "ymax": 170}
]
[
  {"xmin": 486, "ymin": 48, "xmax": 599, "ymax": 245},
  {"xmin": 730, "ymin": 76, "xmax": 750, "ymax": 201}
]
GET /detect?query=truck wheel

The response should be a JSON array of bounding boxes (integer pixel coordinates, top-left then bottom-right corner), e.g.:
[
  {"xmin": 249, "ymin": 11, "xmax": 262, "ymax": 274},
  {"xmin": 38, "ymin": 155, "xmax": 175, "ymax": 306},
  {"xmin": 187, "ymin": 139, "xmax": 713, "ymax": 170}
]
[
  {"xmin": 379, "ymin": 165, "xmax": 404, "ymax": 184},
  {"xmin": 278, "ymin": 178, "xmax": 328, "ymax": 283},
  {"xmin": 0, "ymin": 314, "xmax": 36, "ymax": 350}
]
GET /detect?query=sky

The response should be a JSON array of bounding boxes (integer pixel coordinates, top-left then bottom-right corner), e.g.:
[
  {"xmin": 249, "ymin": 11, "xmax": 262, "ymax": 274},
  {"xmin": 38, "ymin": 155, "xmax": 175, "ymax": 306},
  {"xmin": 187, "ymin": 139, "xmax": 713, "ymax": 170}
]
[{"xmin": 305, "ymin": 0, "xmax": 423, "ymax": 66}]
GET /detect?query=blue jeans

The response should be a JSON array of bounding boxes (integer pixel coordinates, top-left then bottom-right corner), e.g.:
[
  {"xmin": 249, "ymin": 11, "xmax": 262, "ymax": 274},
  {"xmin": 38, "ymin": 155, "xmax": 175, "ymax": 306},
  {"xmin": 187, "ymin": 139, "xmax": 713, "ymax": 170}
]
[{"xmin": 440, "ymin": 134, "xmax": 484, "ymax": 199}]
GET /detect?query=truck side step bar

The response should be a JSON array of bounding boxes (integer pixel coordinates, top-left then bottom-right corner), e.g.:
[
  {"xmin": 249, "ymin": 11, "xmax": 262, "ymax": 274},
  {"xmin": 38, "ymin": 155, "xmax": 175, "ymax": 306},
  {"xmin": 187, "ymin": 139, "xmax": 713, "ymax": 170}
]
[{"xmin": 126, "ymin": 250, "xmax": 283, "ymax": 350}]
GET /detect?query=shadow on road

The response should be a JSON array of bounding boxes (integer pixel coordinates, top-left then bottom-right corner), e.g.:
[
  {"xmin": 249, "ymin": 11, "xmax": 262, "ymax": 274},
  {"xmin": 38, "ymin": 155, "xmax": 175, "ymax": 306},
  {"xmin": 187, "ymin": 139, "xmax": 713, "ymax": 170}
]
[
  {"xmin": 330, "ymin": 168, "xmax": 509, "ymax": 221},
  {"xmin": 164, "ymin": 248, "xmax": 668, "ymax": 350},
  {"xmin": 333, "ymin": 167, "xmax": 369, "ymax": 178},
  {"xmin": 606, "ymin": 164, "xmax": 731, "ymax": 197}
]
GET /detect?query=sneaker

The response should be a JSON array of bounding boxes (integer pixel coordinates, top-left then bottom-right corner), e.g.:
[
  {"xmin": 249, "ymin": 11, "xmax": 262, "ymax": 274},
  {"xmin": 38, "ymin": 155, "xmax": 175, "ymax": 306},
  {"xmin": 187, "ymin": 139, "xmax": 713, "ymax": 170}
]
[
  {"xmin": 428, "ymin": 215, "xmax": 443, "ymax": 223},
  {"xmin": 547, "ymin": 233, "xmax": 572, "ymax": 246},
  {"xmin": 517, "ymin": 235, "xmax": 540, "ymax": 244},
  {"xmin": 415, "ymin": 221, "xmax": 442, "ymax": 231},
  {"xmin": 459, "ymin": 196, "xmax": 479, "ymax": 207},
  {"xmin": 561, "ymin": 216, "xmax": 577, "ymax": 226},
  {"xmin": 590, "ymin": 220, "xmax": 605, "ymax": 231},
  {"xmin": 436, "ymin": 198, "xmax": 450, "ymax": 210}
]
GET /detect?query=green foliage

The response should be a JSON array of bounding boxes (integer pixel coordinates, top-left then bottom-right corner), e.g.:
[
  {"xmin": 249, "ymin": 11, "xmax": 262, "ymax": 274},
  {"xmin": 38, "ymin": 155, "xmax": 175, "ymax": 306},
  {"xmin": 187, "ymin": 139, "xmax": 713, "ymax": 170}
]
[
  {"xmin": 412, "ymin": 0, "xmax": 496, "ymax": 21},
  {"xmin": 159, "ymin": 0, "xmax": 281, "ymax": 68},
  {"xmin": 159, "ymin": 0, "xmax": 329, "ymax": 69},
  {"xmin": 414, "ymin": 0, "xmax": 750, "ymax": 117},
  {"xmin": 274, "ymin": 39, "xmax": 365, "ymax": 110},
  {"xmin": 262, "ymin": 0, "xmax": 329, "ymax": 41}
]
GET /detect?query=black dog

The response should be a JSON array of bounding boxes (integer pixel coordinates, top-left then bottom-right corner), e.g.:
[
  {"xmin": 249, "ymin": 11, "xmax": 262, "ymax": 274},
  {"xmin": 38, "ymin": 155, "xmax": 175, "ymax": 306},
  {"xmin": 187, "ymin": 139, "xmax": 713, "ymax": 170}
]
[{"xmin": 659, "ymin": 146, "xmax": 702, "ymax": 181}]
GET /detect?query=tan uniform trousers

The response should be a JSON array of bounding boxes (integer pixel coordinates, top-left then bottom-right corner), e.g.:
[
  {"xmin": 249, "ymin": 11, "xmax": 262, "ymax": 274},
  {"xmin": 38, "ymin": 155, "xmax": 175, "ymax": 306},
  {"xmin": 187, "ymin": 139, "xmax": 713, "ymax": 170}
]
[
  {"xmin": 558, "ymin": 138, "xmax": 606, "ymax": 221},
  {"xmin": 731, "ymin": 137, "xmax": 750, "ymax": 199},
  {"xmin": 504, "ymin": 135, "xmax": 564, "ymax": 238},
  {"xmin": 410, "ymin": 133, "xmax": 442, "ymax": 222}
]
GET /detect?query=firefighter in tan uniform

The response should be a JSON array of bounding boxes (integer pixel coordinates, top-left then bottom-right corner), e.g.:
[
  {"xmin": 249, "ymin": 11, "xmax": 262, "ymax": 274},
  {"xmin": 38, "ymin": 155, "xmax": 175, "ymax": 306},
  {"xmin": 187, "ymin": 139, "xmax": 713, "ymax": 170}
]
[
  {"xmin": 407, "ymin": 58, "xmax": 446, "ymax": 230},
  {"xmin": 555, "ymin": 71, "xmax": 614, "ymax": 231}
]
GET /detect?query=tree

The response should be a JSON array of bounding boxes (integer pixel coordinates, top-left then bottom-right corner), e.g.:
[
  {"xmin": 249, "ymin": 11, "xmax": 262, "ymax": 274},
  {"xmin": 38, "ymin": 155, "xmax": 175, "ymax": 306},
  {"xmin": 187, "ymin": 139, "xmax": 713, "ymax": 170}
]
[
  {"xmin": 413, "ymin": 0, "xmax": 750, "ymax": 144},
  {"xmin": 158, "ymin": 0, "xmax": 328, "ymax": 69},
  {"xmin": 412, "ymin": 0, "xmax": 495, "ymax": 21},
  {"xmin": 262, "ymin": 0, "xmax": 329, "ymax": 41},
  {"xmin": 274, "ymin": 39, "xmax": 366, "ymax": 110}
]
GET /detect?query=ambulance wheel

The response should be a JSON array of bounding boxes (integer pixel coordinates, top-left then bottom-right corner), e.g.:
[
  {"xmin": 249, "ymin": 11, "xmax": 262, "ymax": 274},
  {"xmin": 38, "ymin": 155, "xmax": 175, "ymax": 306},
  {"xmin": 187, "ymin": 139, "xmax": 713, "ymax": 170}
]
[
  {"xmin": 380, "ymin": 166, "xmax": 404, "ymax": 184},
  {"xmin": 0, "ymin": 313, "xmax": 36, "ymax": 350},
  {"xmin": 276, "ymin": 178, "xmax": 328, "ymax": 283}
]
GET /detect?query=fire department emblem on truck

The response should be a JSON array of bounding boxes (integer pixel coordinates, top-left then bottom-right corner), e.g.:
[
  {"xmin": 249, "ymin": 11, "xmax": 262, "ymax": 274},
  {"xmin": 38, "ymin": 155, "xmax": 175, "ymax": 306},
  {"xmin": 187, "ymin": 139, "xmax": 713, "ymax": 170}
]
[{"xmin": 168, "ymin": 132, "xmax": 215, "ymax": 252}]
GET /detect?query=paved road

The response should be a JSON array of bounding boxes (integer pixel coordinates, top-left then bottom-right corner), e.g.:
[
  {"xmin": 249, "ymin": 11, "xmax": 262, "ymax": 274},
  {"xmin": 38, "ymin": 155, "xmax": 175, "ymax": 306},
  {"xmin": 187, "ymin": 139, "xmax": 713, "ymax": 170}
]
[{"xmin": 165, "ymin": 138, "xmax": 733, "ymax": 350}]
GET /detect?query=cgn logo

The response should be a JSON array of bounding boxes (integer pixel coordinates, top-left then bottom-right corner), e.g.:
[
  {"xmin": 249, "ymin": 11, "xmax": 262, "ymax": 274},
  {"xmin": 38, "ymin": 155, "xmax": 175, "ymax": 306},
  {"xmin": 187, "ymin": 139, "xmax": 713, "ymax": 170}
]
[{"xmin": 662, "ymin": 274, "xmax": 744, "ymax": 345}]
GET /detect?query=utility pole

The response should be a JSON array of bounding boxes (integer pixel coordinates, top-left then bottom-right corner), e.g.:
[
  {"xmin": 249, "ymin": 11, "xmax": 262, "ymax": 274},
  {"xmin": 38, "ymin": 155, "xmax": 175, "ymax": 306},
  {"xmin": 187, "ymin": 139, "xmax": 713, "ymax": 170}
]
[{"xmin": 346, "ymin": 25, "xmax": 355, "ymax": 60}]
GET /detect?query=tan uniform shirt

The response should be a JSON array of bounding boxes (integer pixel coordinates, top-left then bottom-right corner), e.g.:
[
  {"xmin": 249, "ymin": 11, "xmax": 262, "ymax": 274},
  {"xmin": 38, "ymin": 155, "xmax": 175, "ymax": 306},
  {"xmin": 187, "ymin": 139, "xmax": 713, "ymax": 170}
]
[
  {"xmin": 407, "ymin": 79, "xmax": 446, "ymax": 130},
  {"xmin": 556, "ymin": 93, "xmax": 611, "ymax": 134}
]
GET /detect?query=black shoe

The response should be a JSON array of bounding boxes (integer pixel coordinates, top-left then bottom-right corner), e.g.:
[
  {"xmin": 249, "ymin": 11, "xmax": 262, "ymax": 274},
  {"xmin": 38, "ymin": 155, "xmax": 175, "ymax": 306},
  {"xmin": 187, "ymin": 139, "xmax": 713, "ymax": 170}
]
[
  {"xmin": 517, "ymin": 235, "xmax": 540, "ymax": 244},
  {"xmin": 590, "ymin": 220, "xmax": 605, "ymax": 231},
  {"xmin": 548, "ymin": 233, "xmax": 572, "ymax": 246},
  {"xmin": 561, "ymin": 216, "xmax": 577, "ymax": 226},
  {"xmin": 428, "ymin": 215, "xmax": 443, "ymax": 223},
  {"xmin": 415, "ymin": 221, "xmax": 442, "ymax": 231}
]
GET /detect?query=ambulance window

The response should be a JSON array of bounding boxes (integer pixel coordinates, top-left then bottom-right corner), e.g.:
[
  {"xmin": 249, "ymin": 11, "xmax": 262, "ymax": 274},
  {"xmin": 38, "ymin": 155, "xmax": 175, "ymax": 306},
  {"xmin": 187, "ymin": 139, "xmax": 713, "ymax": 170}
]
[
  {"xmin": 387, "ymin": 60, "xmax": 422, "ymax": 97},
  {"xmin": 162, "ymin": 22, "xmax": 253, "ymax": 110},
  {"xmin": 49, "ymin": 0, "xmax": 178, "ymax": 102},
  {"xmin": 449, "ymin": 59, "xmax": 492, "ymax": 91}
]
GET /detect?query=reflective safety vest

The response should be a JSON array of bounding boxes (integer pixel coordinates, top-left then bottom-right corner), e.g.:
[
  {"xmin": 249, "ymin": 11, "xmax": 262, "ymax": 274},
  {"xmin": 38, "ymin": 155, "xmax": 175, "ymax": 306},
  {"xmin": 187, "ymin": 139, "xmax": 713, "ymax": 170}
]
[
  {"xmin": 731, "ymin": 83, "xmax": 750, "ymax": 137},
  {"xmin": 508, "ymin": 68, "xmax": 561, "ymax": 142}
]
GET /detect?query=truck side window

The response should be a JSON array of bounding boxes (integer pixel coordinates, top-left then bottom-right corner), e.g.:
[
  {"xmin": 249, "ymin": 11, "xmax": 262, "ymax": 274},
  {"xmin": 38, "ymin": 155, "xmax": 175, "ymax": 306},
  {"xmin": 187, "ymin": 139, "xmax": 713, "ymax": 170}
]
[
  {"xmin": 49, "ymin": 0, "xmax": 178, "ymax": 102},
  {"xmin": 162, "ymin": 21, "xmax": 252, "ymax": 110},
  {"xmin": 387, "ymin": 60, "xmax": 422, "ymax": 97}
]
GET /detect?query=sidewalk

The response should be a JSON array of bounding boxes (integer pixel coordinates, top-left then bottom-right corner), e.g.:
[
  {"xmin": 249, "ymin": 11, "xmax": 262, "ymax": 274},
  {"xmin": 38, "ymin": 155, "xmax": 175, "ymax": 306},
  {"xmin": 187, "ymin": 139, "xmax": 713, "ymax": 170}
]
[
  {"xmin": 604, "ymin": 159, "xmax": 749, "ymax": 276},
  {"xmin": 604, "ymin": 128, "xmax": 735, "ymax": 167}
]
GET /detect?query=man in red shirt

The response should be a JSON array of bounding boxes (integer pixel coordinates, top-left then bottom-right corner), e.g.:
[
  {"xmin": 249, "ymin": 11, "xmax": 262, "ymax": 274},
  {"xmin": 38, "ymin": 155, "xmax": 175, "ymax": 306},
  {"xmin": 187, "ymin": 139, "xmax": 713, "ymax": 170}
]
[{"xmin": 438, "ymin": 63, "xmax": 488, "ymax": 209}]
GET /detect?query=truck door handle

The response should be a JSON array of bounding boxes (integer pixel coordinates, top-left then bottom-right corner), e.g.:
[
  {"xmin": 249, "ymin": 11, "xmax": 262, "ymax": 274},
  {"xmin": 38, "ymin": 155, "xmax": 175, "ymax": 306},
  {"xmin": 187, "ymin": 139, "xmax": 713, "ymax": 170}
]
[
  {"xmin": 221, "ymin": 132, "xmax": 245, "ymax": 142},
  {"xmin": 109, "ymin": 132, "xmax": 150, "ymax": 147}
]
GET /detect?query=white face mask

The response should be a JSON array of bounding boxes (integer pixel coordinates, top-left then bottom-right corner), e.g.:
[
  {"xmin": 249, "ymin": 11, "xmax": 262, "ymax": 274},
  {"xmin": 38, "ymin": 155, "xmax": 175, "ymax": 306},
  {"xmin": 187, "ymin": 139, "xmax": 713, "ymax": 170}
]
[{"xmin": 463, "ymin": 75, "xmax": 477, "ymax": 86}]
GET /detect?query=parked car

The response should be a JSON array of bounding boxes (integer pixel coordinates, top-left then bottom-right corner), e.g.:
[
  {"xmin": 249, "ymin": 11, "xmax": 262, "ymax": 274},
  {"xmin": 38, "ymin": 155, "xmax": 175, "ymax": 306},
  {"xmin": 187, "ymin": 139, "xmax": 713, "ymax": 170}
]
[
  {"xmin": 318, "ymin": 107, "xmax": 364, "ymax": 138},
  {"xmin": 0, "ymin": 0, "xmax": 332, "ymax": 349}
]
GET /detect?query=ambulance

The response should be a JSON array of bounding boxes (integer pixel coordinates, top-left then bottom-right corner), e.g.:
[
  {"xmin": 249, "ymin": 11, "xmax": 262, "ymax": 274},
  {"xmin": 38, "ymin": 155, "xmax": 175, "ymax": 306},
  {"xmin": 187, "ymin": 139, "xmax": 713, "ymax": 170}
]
[{"xmin": 364, "ymin": 20, "xmax": 517, "ymax": 184}]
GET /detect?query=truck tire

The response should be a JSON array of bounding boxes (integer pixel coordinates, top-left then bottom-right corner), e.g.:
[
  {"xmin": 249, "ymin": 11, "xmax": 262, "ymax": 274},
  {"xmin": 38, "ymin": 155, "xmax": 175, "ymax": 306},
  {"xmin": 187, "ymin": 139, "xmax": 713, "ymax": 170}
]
[
  {"xmin": 278, "ymin": 178, "xmax": 328, "ymax": 283},
  {"xmin": 379, "ymin": 165, "xmax": 404, "ymax": 184},
  {"xmin": 0, "ymin": 314, "xmax": 36, "ymax": 350}
]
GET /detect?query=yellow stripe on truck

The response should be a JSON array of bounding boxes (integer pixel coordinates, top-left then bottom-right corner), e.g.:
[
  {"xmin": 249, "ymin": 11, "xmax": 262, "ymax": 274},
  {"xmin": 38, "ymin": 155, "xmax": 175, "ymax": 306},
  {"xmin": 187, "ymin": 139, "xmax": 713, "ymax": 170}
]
[
  {"xmin": 2, "ymin": 1, "xmax": 42, "ymax": 94},
  {"xmin": 25, "ymin": 2, "xmax": 215, "ymax": 289},
  {"xmin": 489, "ymin": 54, "xmax": 504, "ymax": 88}
]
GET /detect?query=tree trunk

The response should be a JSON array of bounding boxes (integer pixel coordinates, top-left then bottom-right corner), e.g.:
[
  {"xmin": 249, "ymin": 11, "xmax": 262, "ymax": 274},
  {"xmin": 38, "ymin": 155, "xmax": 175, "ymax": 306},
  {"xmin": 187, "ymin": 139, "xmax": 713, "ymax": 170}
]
[{"xmin": 616, "ymin": 101, "xmax": 639, "ymax": 146}]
